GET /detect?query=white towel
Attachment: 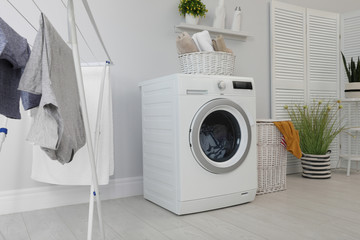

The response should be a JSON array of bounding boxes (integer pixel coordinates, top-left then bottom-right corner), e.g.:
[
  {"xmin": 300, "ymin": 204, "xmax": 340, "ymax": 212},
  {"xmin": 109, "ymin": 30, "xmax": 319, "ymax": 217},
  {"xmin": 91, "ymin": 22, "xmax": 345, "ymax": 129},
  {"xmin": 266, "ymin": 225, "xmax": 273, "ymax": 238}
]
[
  {"xmin": 192, "ymin": 30, "xmax": 214, "ymax": 52},
  {"xmin": 31, "ymin": 66, "xmax": 114, "ymax": 185}
]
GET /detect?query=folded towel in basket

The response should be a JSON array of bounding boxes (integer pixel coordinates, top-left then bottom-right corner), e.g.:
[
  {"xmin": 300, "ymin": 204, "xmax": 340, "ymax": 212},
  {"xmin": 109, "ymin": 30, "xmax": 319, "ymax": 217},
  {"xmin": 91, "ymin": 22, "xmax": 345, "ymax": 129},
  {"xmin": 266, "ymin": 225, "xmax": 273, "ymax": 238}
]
[
  {"xmin": 176, "ymin": 32, "xmax": 198, "ymax": 54},
  {"xmin": 212, "ymin": 35, "xmax": 233, "ymax": 54},
  {"xmin": 192, "ymin": 30, "xmax": 214, "ymax": 52},
  {"xmin": 274, "ymin": 121, "xmax": 302, "ymax": 159}
]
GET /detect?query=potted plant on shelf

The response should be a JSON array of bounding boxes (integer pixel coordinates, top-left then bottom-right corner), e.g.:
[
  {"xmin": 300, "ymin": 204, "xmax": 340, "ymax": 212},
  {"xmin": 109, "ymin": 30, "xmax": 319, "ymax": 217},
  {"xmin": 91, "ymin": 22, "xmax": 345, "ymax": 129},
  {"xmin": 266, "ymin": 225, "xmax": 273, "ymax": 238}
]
[
  {"xmin": 341, "ymin": 52, "xmax": 360, "ymax": 98},
  {"xmin": 285, "ymin": 100, "xmax": 345, "ymax": 179},
  {"xmin": 178, "ymin": 0, "xmax": 208, "ymax": 25}
]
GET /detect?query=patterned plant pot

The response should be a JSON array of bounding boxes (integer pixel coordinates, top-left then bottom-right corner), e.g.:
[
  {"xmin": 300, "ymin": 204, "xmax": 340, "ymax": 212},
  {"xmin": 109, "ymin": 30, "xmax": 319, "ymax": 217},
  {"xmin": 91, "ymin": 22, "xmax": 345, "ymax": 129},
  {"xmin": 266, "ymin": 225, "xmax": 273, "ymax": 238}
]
[
  {"xmin": 301, "ymin": 151, "xmax": 331, "ymax": 179},
  {"xmin": 345, "ymin": 82, "xmax": 360, "ymax": 98}
]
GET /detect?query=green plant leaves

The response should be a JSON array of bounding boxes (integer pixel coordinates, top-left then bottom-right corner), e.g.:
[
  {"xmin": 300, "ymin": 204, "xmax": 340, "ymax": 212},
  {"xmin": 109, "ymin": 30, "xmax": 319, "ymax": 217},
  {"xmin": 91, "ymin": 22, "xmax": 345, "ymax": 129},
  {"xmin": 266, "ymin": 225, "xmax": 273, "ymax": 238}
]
[
  {"xmin": 285, "ymin": 100, "xmax": 344, "ymax": 155},
  {"xmin": 341, "ymin": 51, "xmax": 360, "ymax": 82},
  {"xmin": 178, "ymin": 0, "xmax": 208, "ymax": 17}
]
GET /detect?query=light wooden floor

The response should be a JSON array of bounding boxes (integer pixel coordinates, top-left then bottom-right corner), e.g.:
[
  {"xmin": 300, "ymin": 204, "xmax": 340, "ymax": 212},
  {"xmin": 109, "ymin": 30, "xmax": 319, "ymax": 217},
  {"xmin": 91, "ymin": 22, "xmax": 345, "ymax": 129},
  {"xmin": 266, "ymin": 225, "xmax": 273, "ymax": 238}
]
[{"xmin": 1, "ymin": 170, "xmax": 359, "ymax": 240}]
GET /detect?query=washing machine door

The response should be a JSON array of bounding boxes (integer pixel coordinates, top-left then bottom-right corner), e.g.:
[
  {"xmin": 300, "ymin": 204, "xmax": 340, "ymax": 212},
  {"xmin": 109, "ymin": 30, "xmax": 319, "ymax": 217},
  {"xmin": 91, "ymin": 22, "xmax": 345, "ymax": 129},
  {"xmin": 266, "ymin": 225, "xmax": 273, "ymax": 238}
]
[{"xmin": 189, "ymin": 98, "xmax": 252, "ymax": 174}]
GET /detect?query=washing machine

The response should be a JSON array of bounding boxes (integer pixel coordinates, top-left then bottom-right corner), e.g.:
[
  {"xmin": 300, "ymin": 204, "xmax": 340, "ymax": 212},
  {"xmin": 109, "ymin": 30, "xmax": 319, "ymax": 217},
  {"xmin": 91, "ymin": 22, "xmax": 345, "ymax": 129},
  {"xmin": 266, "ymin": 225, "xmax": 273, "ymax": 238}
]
[{"xmin": 139, "ymin": 73, "xmax": 257, "ymax": 215}]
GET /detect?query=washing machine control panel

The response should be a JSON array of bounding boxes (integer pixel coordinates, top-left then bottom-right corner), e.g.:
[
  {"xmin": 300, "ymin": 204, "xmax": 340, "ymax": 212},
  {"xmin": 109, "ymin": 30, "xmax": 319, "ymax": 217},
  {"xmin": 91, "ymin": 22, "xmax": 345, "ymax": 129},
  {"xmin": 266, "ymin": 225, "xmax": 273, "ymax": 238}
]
[
  {"xmin": 178, "ymin": 75, "xmax": 255, "ymax": 96},
  {"xmin": 218, "ymin": 80, "xmax": 253, "ymax": 92}
]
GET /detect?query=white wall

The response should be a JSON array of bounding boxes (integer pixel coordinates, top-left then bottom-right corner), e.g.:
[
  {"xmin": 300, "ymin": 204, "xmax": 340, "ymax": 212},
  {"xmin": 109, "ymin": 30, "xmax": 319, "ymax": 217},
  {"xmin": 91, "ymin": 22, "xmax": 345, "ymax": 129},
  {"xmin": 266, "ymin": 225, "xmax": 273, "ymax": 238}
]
[
  {"xmin": 89, "ymin": 0, "xmax": 273, "ymax": 180},
  {"xmin": 1, "ymin": 0, "xmax": 360, "ymax": 212}
]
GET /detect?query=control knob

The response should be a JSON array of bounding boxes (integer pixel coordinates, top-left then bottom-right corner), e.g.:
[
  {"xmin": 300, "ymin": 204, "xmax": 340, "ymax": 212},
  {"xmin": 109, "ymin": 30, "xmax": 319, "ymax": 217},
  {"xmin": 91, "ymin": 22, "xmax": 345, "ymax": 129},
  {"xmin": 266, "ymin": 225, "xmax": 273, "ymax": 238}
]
[{"xmin": 218, "ymin": 81, "xmax": 226, "ymax": 90}]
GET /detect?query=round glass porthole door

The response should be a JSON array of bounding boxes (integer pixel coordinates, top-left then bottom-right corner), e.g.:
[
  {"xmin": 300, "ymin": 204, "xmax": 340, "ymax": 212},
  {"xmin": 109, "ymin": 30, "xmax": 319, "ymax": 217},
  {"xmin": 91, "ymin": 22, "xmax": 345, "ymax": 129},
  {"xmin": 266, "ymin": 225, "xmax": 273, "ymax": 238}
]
[{"xmin": 189, "ymin": 99, "xmax": 252, "ymax": 174}]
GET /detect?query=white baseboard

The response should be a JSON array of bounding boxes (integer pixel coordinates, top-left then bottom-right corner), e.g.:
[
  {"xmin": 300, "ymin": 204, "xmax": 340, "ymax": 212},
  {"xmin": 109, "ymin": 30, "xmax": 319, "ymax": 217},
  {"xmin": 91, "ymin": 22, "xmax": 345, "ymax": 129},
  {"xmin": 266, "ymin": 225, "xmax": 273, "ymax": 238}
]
[{"xmin": 0, "ymin": 176, "xmax": 143, "ymax": 215}]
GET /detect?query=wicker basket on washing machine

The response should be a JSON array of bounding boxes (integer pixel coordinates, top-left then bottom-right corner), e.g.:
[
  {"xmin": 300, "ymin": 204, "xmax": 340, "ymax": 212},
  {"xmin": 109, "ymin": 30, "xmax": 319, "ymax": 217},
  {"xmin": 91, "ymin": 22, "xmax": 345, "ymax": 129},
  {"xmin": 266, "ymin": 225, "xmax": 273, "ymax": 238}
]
[{"xmin": 178, "ymin": 51, "xmax": 235, "ymax": 75}]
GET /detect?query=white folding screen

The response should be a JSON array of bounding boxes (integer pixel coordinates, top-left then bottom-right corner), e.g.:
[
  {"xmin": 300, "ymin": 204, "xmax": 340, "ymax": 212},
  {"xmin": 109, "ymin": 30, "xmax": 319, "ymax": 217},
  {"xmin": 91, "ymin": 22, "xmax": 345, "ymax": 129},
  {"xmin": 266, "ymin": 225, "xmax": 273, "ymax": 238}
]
[{"xmin": 271, "ymin": 1, "xmax": 340, "ymax": 172}]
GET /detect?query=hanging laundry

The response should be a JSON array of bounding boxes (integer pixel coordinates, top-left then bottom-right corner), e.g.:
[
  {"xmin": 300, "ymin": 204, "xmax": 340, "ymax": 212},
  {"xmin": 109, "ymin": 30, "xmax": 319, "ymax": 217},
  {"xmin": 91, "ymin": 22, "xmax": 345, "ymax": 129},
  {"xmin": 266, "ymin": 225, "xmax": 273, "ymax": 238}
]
[
  {"xmin": 18, "ymin": 13, "xmax": 86, "ymax": 164},
  {"xmin": 31, "ymin": 66, "xmax": 114, "ymax": 185},
  {"xmin": 0, "ymin": 18, "xmax": 41, "ymax": 119}
]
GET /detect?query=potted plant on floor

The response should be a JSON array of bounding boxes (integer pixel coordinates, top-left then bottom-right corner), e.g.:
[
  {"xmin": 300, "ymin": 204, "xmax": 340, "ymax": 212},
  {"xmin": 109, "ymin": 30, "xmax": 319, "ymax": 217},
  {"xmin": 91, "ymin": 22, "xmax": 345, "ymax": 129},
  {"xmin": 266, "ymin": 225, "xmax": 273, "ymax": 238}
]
[
  {"xmin": 341, "ymin": 52, "xmax": 360, "ymax": 98},
  {"xmin": 285, "ymin": 100, "xmax": 345, "ymax": 179},
  {"xmin": 178, "ymin": 0, "xmax": 208, "ymax": 25}
]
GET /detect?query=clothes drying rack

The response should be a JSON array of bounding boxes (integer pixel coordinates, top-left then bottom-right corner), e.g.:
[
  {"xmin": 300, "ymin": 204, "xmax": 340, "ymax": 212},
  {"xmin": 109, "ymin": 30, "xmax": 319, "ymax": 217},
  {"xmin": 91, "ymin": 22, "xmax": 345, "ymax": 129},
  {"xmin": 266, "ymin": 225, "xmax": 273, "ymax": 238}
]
[{"xmin": 1, "ymin": 0, "xmax": 113, "ymax": 239}]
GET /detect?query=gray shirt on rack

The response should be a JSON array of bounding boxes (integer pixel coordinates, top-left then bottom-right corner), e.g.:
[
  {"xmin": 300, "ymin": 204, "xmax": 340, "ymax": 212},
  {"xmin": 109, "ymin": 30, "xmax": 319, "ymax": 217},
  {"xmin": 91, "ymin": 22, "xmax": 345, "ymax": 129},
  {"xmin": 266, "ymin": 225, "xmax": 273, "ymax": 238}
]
[
  {"xmin": 18, "ymin": 13, "xmax": 86, "ymax": 164},
  {"xmin": 0, "ymin": 17, "xmax": 41, "ymax": 119}
]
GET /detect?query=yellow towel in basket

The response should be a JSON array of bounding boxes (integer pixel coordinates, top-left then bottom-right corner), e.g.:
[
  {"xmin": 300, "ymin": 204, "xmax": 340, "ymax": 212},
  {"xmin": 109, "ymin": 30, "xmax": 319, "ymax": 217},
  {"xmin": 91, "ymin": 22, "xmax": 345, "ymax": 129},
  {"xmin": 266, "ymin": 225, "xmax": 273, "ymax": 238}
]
[{"xmin": 273, "ymin": 121, "xmax": 302, "ymax": 159}]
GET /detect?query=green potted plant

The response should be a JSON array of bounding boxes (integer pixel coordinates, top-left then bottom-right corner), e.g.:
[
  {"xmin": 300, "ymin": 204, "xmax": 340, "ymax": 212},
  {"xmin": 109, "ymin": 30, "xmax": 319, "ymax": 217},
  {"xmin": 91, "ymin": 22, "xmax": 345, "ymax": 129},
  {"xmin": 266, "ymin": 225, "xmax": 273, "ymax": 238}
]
[
  {"xmin": 341, "ymin": 52, "xmax": 360, "ymax": 98},
  {"xmin": 178, "ymin": 0, "xmax": 208, "ymax": 25},
  {"xmin": 285, "ymin": 100, "xmax": 344, "ymax": 179}
]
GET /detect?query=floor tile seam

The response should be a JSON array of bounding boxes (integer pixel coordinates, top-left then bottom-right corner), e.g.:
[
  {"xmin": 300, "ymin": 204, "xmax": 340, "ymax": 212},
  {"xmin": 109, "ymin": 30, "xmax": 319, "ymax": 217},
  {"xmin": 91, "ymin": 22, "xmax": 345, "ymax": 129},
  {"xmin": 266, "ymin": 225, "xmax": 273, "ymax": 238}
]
[
  {"xmin": 207, "ymin": 210, "xmax": 304, "ymax": 240},
  {"xmin": 110, "ymin": 199, "xmax": 171, "ymax": 239},
  {"xmin": 53, "ymin": 207, "xmax": 81, "ymax": 240}
]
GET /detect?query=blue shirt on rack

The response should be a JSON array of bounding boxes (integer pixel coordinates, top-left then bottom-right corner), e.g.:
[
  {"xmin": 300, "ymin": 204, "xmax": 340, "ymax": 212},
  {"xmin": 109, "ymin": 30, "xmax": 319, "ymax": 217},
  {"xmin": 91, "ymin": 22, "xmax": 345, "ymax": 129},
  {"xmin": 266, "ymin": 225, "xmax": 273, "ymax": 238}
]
[{"xmin": 0, "ymin": 17, "xmax": 41, "ymax": 119}]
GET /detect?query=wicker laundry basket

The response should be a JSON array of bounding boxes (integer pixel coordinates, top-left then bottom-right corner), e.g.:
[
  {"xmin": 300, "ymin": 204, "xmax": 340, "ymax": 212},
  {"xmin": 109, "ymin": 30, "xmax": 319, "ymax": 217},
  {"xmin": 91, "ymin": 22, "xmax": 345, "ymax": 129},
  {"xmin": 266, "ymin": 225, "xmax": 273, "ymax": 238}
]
[
  {"xmin": 256, "ymin": 120, "xmax": 287, "ymax": 195},
  {"xmin": 178, "ymin": 51, "xmax": 235, "ymax": 75}
]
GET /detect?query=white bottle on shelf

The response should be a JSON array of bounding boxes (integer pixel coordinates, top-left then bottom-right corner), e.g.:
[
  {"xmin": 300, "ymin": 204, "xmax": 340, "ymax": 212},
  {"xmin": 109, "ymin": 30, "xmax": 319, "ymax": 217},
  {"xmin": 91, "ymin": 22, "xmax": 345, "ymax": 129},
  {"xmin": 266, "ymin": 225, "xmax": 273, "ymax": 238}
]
[
  {"xmin": 231, "ymin": 6, "xmax": 242, "ymax": 31},
  {"xmin": 213, "ymin": 0, "xmax": 226, "ymax": 29}
]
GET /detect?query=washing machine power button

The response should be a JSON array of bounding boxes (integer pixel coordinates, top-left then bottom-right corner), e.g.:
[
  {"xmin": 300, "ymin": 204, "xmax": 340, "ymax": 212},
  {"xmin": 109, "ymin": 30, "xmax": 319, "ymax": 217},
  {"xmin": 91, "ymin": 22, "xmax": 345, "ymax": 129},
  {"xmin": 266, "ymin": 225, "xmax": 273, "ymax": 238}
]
[{"xmin": 218, "ymin": 81, "xmax": 226, "ymax": 90}]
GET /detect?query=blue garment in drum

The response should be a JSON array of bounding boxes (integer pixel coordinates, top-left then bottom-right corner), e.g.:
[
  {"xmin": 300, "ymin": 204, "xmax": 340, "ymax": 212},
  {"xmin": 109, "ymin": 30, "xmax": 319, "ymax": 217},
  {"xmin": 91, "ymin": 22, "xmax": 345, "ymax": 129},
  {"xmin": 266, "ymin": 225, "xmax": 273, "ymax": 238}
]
[{"xmin": 200, "ymin": 124, "xmax": 229, "ymax": 161}]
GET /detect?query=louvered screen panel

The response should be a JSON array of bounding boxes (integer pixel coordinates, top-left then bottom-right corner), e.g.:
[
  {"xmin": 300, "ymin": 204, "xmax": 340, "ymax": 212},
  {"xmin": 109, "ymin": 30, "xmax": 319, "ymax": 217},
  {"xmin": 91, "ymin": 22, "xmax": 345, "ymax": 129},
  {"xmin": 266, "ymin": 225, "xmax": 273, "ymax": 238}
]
[
  {"xmin": 307, "ymin": 9, "xmax": 340, "ymax": 166},
  {"xmin": 307, "ymin": 10, "xmax": 339, "ymax": 94},
  {"xmin": 271, "ymin": 1, "xmax": 306, "ymax": 120},
  {"xmin": 271, "ymin": 1, "xmax": 306, "ymax": 173},
  {"xmin": 306, "ymin": 9, "xmax": 339, "ymax": 97},
  {"xmin": 309, "ymin": 90, "xmax": 337, "ymax": 100},
  {"xmin": 341, "ymin": 11, "xmax": 360, "ymax": 98},
  {"xmin": 274, "ymin": 89, "xmax": 305, "ymax": 120}
]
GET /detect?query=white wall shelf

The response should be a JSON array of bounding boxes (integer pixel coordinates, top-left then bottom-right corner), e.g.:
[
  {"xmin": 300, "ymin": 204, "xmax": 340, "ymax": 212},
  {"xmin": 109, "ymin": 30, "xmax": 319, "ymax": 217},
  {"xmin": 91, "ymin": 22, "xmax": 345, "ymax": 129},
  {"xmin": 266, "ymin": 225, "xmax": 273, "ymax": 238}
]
[{"xmin": 174, "ymin": 23, "xmax": 251, "ymax": 41}]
